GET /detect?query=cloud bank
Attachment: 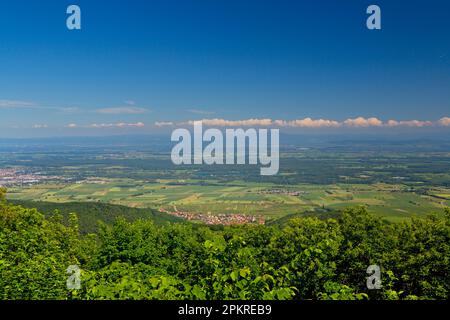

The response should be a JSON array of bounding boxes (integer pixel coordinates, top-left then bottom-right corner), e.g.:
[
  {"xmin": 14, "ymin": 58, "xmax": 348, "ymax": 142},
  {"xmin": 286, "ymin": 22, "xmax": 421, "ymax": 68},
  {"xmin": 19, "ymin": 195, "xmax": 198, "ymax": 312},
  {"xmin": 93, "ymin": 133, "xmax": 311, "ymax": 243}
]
[{"xmin": 155, "ymin": 117, "xmax": 450, "ymax": 128}]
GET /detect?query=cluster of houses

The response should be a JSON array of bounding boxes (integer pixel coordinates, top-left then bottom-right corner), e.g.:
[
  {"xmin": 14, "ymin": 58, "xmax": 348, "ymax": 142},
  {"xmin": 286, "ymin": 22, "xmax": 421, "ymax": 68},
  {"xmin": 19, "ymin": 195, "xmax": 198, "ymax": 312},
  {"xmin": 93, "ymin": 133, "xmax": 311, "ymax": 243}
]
[
  {"xmin": 159, "ymin": 207, "xmax": 265, "ymax": 225},
  {"xmin": 258, "ymin": 188, "xmax": 306, "ymax": 196},
  {"xmin": 0, "ymin": 168, "xmax": 65, "ymax": 187}
]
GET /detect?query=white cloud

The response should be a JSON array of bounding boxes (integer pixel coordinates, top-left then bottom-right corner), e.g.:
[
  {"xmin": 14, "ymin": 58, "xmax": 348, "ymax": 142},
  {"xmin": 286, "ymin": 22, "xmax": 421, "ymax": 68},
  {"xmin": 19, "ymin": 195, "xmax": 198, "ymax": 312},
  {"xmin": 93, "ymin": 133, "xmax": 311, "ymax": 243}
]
[
  {"xmin": 155, "ymin": 121, "xmax": 174, "ymax": 127},
  {"xmin": 188, "ymin": 118, "xmax": 273, "ymax": 127},
  {"xmin": 116, "ymin": 122, "xmax": 145, "ymax": 128},
  {"xmin": 275, "ymin": 118, "xmax": 341, "ymax": 128},
  {"xmin": 0, "ymin": 100, "xmax": 36, "ymax": 109},
  {"xmin": 386, "ymin": 119, "xmax": 433, "ymax": 127},
  {"xmin": 438, "ymin": 117, "xmax": 450, "ymax": 126},
  {"xmin": 0, "ymin": 100, "xmax": 83, "ymax": 114},
  {"xmin": 32, "ymin": 124, "xmax": 48, "ymax": 129},
  {"xmin": 89, "ymin": 122, "xmax": 145, "ymax": 128},
  {"xmin": 96, "ymin": 107, "xmax": 148, "ymax": 114},
  {"xmin": 66, "ymin": 123, "xmax": 78, "ymax": 128},
  {"xmin": 343, "ymin": 117, "xmax": 383, "ymax": 127},
  {"xmin": 186, "ymin": 117, "xmax": 381, "ymax": 128}
]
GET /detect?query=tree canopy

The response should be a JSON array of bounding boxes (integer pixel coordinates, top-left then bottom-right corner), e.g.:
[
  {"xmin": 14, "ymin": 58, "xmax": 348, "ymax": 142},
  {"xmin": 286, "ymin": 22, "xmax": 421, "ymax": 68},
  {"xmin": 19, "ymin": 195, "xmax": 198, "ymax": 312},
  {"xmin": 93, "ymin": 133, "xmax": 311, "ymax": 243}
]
[{"xmin": 0, "ymin": 188, "xmax": 449, "ymax": 300}]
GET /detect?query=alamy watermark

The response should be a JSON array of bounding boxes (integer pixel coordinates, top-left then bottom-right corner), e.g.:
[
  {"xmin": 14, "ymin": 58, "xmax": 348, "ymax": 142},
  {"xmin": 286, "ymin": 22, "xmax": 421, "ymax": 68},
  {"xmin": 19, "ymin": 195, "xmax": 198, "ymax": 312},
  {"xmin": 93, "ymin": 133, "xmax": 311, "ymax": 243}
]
[
  {"xmin": 65, "ymin": 4, "xmax": 380, "ymax": 31},
  {"xmin": 66, "ymin": 264, "xmax": 81, "ymax": 290},
  {"xmin": 170, "ymin": 121, "xmax": 279, "ymax": 176},
  {"xmin": 66, "ymin": 5, "xmax": 81, "ymax": 30},
  {"xmin": 366, "ymin": 264, "xmax": 382, "ymax": 289}
]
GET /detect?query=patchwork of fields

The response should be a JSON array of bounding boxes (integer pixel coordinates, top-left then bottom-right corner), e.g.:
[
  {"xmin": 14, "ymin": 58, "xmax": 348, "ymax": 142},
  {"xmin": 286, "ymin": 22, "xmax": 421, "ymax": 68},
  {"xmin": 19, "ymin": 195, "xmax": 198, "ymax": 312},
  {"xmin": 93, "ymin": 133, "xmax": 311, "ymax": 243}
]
[
  {"xmin": 7, "ymin": 178, "xmax": 449, "ymax": 222},
  {"xmin": 2, "ymin": 138, "xmax": 450, "ymax": 223}
]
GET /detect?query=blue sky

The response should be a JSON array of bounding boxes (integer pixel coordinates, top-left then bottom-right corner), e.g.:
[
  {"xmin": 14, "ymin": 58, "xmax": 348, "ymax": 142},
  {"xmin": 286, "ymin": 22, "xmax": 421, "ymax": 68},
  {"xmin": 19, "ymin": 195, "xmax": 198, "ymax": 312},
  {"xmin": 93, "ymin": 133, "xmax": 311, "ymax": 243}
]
[{"xmin": 0, "ymin": 0, "xmax": 449, "ymax": 136}]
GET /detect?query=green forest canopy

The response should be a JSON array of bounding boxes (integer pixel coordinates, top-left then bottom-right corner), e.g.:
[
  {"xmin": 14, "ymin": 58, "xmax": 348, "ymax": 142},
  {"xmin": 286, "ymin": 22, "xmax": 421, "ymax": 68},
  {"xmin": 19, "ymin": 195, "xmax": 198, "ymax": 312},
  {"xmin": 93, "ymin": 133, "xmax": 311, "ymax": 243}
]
[{"xmin": 0, "ymin": 187, "xmax": 449, "ymax": 300}]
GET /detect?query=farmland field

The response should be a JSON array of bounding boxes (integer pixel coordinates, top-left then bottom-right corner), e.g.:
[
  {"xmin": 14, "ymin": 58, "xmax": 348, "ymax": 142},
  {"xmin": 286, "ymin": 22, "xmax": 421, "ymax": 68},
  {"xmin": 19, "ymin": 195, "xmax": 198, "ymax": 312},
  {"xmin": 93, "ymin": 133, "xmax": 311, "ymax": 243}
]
[
  {"xmin": 2, "ymin": 136, "xmax": 450, "ymax": 223},
  {"xmin": 8, "ymin": 180, "xmax": 449, "ymax": 221}
]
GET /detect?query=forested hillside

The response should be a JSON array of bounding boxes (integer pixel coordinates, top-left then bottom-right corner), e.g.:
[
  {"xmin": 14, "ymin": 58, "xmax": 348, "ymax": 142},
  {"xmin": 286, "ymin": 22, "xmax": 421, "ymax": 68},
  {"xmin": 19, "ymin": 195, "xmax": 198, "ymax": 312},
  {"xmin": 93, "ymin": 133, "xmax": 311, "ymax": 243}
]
[
  {"xmin": 10, "ymin": 200, "xmax": 183, "ymax": 233},
  {"xmin": 1, "ymin": 188, "xmax": 449, "ymax": 300}
]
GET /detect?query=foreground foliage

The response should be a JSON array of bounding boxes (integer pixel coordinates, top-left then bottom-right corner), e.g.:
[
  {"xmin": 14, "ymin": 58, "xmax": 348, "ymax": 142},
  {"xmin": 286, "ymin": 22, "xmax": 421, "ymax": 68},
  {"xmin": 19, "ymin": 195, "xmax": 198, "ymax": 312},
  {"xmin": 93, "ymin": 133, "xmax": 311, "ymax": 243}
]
[{"xmin": 0, "ymin": 188, "xmax": 449, "ymax": 300}]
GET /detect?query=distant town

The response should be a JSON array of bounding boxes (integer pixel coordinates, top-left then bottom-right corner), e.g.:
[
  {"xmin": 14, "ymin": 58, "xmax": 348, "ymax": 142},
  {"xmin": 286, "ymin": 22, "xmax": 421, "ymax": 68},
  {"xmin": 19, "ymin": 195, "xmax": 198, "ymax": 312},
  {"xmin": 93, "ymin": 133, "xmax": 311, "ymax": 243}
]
[
  {"xmin": 0, "ymin": 168, "xmax": 68, "ymax": 187},
  {"xmin": 258, "ymin": 188, "xmax": 308, "ymax": 196},
  {"xmin": 159, "ymin": 207, "xmax": 265, "ymax": 225}
]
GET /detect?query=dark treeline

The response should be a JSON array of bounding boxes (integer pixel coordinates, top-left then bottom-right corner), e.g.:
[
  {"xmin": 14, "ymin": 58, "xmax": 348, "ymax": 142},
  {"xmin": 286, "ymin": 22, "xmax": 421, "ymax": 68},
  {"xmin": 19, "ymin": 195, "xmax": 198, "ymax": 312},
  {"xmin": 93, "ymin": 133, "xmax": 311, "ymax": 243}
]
[
  {"xmin": 10, "ymin": 200, "xmax": 182, "ymax": 234},
  {"xmin": 0, "ymin": 188, "xmax": 449, "ymax": 300}
]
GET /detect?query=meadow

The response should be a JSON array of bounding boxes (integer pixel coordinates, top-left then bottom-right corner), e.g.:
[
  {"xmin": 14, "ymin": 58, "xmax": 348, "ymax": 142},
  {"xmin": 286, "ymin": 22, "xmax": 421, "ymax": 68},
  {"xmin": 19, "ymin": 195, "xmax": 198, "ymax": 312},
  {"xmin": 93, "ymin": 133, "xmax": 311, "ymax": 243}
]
[{"xmin": 7, "ymin": 178, "xmax": 449, "ymax": 222}]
